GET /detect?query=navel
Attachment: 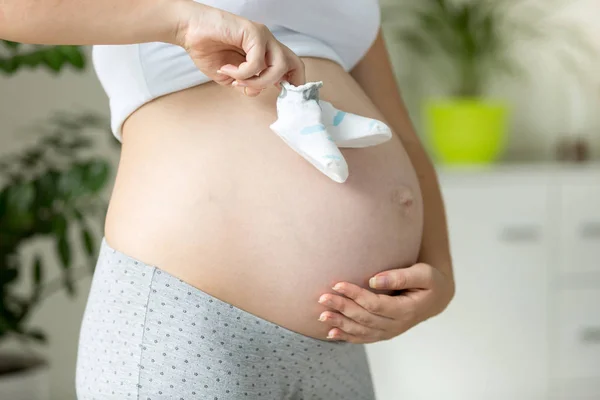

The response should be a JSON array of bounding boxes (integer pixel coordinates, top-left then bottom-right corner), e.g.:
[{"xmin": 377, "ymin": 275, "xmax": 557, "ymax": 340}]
[{"xmin": 391, "ymin": 186, "xmax": 415, "ymax": 215}]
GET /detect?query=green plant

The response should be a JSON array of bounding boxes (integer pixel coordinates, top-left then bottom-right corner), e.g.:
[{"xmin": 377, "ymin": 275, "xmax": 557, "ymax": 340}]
[
  {"xmin": 0, "ymin": 41, "xmax": 112, "ymax": 354},
  {"xmin": 383, "ymin": 0, "xmax": 597, "ymax": 97},
  {"xmin": 0, "ymin": 114, "xmax": 111, "ymax": 345},
  {"xmin": 1, "ymin": 40, "xmax": 86, "ymax": 74}
]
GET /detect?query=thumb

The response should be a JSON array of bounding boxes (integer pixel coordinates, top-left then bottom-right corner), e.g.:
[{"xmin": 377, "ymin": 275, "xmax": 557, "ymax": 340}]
[{"xmin": 369, "ymin": 264, "xmax": 432, "ymax": 290}]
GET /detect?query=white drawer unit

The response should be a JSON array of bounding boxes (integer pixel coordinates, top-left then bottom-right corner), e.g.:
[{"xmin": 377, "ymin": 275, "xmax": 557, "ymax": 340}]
[
  {"xmin": 553, "ymin": 288, "xmax": 600, "ymax": 380},
  {"xmin": 550, "ymin": 377, "xmax": 600, "ymax": 400},
  {"xmin": 558, "ymin": 176, "xmax": 600, "ymax": 275}
]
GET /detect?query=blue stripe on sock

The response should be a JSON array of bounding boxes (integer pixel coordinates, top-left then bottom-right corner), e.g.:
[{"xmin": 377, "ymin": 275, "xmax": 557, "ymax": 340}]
[
  {"xmin": 368, "ymin": 119, "xmax": 378, "ymax": 129},
  {"xmin": 324, "ymin": 154, "xmax": 342, "ymax": 161},
  {"xmin": 327, "ymin": 135, "xmax": 335, "ymax": 142},
  {"xmin": 333, "ymin": 111, "xmax": 346, "ymax": 126},
  {"xmin": 300, "ymin": 124, "xmax": 326, "ymax": 135}
]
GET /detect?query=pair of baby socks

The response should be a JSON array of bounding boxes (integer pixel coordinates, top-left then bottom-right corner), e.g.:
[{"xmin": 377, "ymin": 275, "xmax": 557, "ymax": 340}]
[{"xmin": 269, "ymin": 81, "xmax": 392, "ymax": 183}]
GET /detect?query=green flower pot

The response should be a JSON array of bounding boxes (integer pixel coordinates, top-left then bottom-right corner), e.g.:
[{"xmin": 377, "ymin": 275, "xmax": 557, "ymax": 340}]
[{"xmin": 425, "ymin": 98, "xmax": 509, "ymax": 164}]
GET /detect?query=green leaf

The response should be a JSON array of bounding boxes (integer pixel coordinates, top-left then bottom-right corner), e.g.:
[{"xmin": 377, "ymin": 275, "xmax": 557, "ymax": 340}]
[
  {"xmin": 19, "ymin": 148, "xmax": 44, "ymax": 168},
  {"xmin": 81, "ymin": 226, "xmax": 95, "ymax": 257},
  {"xmin": 34, "ymin": 170, "xmax": 59, "ymax": 209},
  {"xmin": 2, "ymin": 40, "xmax": 21, "ymax": 50},
  {"xmin": 58, "ymin": 164, "xmax": 85, "ymax": 198},
  {"xmin": 0, "ymin": 56, "xmax": 20, "ymax": 74},
  {"xmin": 43, "ymin": 48, "xmax": 65, "ymax": 72},
  {"xmin": 7, "ymin": 173, "xmax": 25, "ymax": 185},
  {"xmin": 33, "ymin": 254, "xmax": 43, "ymax": 285},
  {"xmin": 7, "ymin": 56, "xmax": 21, "ymax": 73},
  {"xmin": 394, "ymin": 31, "xmax": 433, "ymax": 57},
  {"xmin": 26, "ymin": 329, "xmax": 47, "ymax": 343},
  {"xmin": 0, "ymin": 310, "xmax": 20, "ymax": 333},
  {"xmin": 19, "ymin": 50, "xmax": 45, "ymax": 67},
  {"xmin": 83, "ymin": 160, "xmax": 110, "ymax": 193},
  {"xmin": 3, "ymin": 188, "xmax": 35, "ymax": 232},
  {"xmin": 52, "ymin": 214, "xmax": 67, "ymax": 237},
  {"xmin": 0, "ymin": 266, "xmax": 19, "ymax": 284},
  {"xmin": 40, "ymin": 135, "xmax": 63, "ymax": 149},
  {"xmin": 456, "ymin": 7, "xmax": 476, "ymax": 58},
  {"xmin": 432, "ymin": 0, "xmax": 449, "ymax": 13},
  {"xmin": 411, "ymin": 5, "xmax": 463, "ymax": 57},
  {"xmin": 478, "ymin": 14, "xmax": 495, "ymax": 51},
  {"xmin": 72, "ymin": 207, "xmax": 84, "ymax": 222},
  {"xmin": 0, "ymin": 187, "xmax": 7, "ymax": 214},
  {"xmin": 56, "ymin": 233, "xmax": 72, "ymax": 270},
  {"xmin": 57, "ymin": 45, "xmax": 86, "ymax": 69},
  {"xmin": 6, "ymin": 182, "xmax": 36, "ymax": 212},
  {"xmin": 63, "ymin": 270, "xmax": 76, "ymax": 296},
  {"xmin": 66, "ymin": 136, "xmax": 93, "ymax": 150}
]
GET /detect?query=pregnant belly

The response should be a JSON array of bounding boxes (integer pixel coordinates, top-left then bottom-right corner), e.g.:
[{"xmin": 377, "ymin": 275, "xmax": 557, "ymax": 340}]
[{"xmin": 104, "ymin": 57, "xmax": 424, "ymax": 340}]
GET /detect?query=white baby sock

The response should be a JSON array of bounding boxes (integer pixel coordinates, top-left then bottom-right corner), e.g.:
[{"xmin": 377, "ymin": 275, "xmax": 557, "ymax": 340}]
[
  {"xmin": 318, "ymin": 100, "xmax": 393, "ymax": 148},
  {"xmin": 270, "ymin": 81, "xmax": 349, "ymax": 183}
]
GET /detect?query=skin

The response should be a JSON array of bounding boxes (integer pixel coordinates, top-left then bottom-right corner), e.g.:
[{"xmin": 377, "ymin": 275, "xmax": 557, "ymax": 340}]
[
  {"xmin": 233, "ymin": 31, "xmax": 456, "ymax": 343},
  {"xmin": 1, "ymin": 0, "xmax": 455, "ymax": 344}
]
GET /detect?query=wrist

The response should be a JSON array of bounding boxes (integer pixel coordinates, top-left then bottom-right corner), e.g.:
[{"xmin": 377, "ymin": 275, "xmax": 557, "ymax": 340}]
[
  {"xmin": 167, "ymin": 0, "xmax": 223, "ymax": 48},
  {"xmin": 159, "ymin": 0, "xmax": 195, "ymax": 46},
  {"xmin": 158, "ymin": 0, "xmax": 204, "ymax": 46}
]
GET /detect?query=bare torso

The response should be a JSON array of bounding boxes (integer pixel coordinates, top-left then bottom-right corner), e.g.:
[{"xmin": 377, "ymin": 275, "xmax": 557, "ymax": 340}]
[{"xmin": 104, "ymin": 57, "xmax": 424, "ymax": 340}]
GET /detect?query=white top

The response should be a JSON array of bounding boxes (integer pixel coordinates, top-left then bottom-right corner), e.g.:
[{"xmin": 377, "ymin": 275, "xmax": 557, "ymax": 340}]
[{"xmin": 92, "ymin": 0, "xmax": 382, "ymax": 141}]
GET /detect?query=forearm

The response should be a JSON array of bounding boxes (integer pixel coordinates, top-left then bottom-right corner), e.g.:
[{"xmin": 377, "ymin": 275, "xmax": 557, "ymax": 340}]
[
  {"xmin": 0, "ymin": 0, "xmax": 197, "ymax": 45},
  {"xmin": 351, "ymin": 31, "xmax": 455, "ymax": 286}
]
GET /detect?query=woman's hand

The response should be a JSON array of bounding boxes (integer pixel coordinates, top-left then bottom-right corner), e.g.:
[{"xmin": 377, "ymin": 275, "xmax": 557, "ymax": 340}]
[
  {"xmin": 317, "ymin": 263, "xmax": 455, "ymax": 344},
  {"xmin": 175, "ymin": 2, "xmax": 305, "ymax": 97}
]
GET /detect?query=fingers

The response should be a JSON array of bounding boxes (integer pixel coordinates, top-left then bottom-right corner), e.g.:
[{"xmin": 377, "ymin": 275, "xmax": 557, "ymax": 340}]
[
  {"xmin": 318, "ymin": 311, "xmax": 387, "ymax": 344},
  {"xmin": 236, "ymin": 43, "xmax": 306, "ymax": 90},
  {"xmin": 284, "ymin": 64, "xmax": 306, "ymax": 87},
  {"xmin": 227, "ymin": 81, "xmax": 259, "ymax": 96},
  {"xmin": 324, "ymin": 328, "xmax": 365, "ymax": 343},
  {"xmin": 218, "ymin": 23, "xmax": 268, "ymax": 81},
  {"xmin": 220, "ymin": 33, "xmax": 305, "ymax": 95},
  {"xmin": 328, "ymin": 280, "xmax": 424, "ymax": 323},
  {"xmin": 319, "ymin": 285, "xmax": 424, "ymax": 343},
  {"xmin": 330, "ymin": 282, "xmax": 396, "ymax": 318},
  {"xmin": 318, "ymin": 292, "xmax": 395, "ymax": 331},
  {"xmin": 282, "ymin": 46, "xmax": 306, "ymax": 86},
  {"xmin": 369, "ymin": 263, "xmax": 435, "ymax": 291},
  {"xmin": 229, "ymin": 44, "xmax": 267, "ymax": 80},
  {"xmin": 213, "ymin": 68, "xmax": 260, "ymax": 96},
  {"xmin": 213, "ymin": 71, "xmax": 236, "ymax": 86},
  {"xmin": 240, "ymin": 86, "xmax": 262, "ymax": 97},
  {"xmin": 233, "ymin": 44, "xmax": 288, "ymax": 89}
]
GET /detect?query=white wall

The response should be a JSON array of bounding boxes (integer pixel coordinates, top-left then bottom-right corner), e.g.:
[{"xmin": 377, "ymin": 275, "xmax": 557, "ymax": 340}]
[{"xmin": 1, "ymin": 1, "xmax": 600, "ymax": 399}]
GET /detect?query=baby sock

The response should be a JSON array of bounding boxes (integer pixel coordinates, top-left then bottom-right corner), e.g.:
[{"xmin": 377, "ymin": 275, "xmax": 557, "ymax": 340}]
[
  {"xmin": 270, "ymin": 81, "xmax": 349, "ymax": 183},
  {"xmin": 318, "ymin": 100, "xmax": 393, "ymax": 148}
]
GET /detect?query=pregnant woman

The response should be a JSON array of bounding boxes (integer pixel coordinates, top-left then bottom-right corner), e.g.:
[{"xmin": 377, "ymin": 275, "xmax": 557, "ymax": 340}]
[{"xmin": 2, "ymin": 0, "xmax": 456, "ymax": 398}]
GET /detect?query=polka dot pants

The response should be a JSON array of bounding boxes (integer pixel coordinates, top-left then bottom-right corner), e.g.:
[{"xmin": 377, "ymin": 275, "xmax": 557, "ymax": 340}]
[{"xmin": 75, "ymin": 238, "xmax": 376, "ymax": 399}]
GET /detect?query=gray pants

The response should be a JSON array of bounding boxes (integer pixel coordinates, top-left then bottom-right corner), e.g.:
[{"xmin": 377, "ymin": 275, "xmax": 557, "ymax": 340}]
[{"xmin": 75, "ymin": 237, "xmax": 376, "ymax": 399}]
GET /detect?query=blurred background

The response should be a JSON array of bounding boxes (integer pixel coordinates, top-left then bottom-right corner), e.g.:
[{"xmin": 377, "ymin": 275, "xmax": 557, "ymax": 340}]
[{"xmin": 1, "ymin": 0, "xmax": 599, "ymax": 399}]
